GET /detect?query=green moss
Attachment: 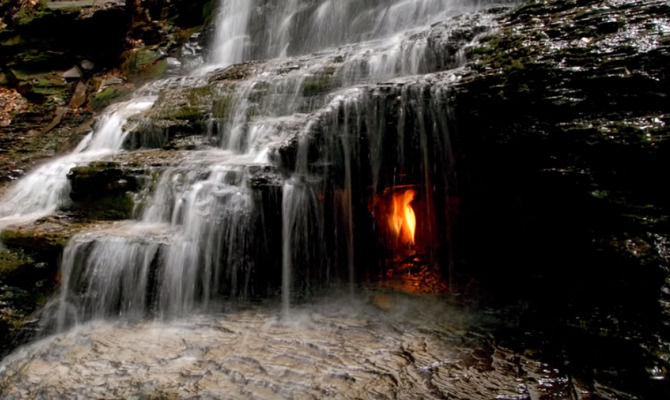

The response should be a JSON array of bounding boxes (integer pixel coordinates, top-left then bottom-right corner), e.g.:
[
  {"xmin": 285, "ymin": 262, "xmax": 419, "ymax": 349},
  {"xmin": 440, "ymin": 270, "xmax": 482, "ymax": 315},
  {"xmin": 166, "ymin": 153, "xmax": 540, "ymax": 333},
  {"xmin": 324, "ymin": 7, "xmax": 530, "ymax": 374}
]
[
  {"xmin": 0, "ymin": 35, "xmax": 24, "ymax": 47},
  {"xmin": 30, "ymin": 86, "xmax": 65, "ymax": 97},
  {"xmin": 0, "ymin": 228, "xmax": 69, "ymax": 253},
  {"xmin": 0, "ymin": 249, "xmax": 33, "ymax": 277},
  {"xmin": 468, "ymin": 46, "xmax": 489, "ymax": 57},
  {"xmin": 148, "ymin": 59, "xmax": 168, "ymax": 80},
  {"xmin": 186, "ymin": 85, "xmax": 213, "ymax": 103},
  {"xmin": 14, "ymin": 0, "xmax": 54, "ymax": 26},
  {"xmin": 86, "ymin": 193, "xmax": 134, "ymax": 220},
  {"xmin": 15, "ymin": 9, "xmax": 45, "ymax": 26},
  {"xmin": 70, "ymin": 161, "xmax": 118, "ymax": 178},
  {"xmin": 149, "ymin": 87, "xmax": 211, "ymax": 122},
  {"xmin": 67, "ymin": 193, "xmax": 135, "ymax": 220},
  {"xmin": 171, "ymin": 106, "xmax": 204, "ymax": 121},
  {"xmin": 202, "ymin": 0, "xmax": 216, "ymax": 25},
  {"xmin": 34, "ymin": 76, "xmax": 65, "ymax": 87},
  {"xmin": 212, "ymin": 95, "xmax": 233, "ymax": 119},
  {"xmin": 246, "ymin": 82, "xmax": 270, "ymax": 103},
  {"xmin": 302, "ymin": 74, "xmax": 333, "ymax": 97},
  {"xmin": 124, "ymin": 49, "xmax": 156, "ymax": 72},
  {"xmin": 472, "ymin": 31, "xmax": 534, "ymax": 71},
  {"xmin": 91, "ymin": 86, "xmax": 133, "ymax": 111},
  {"xmin": 121, "ymin": 48, "xmax": 168, "ymax": 82},
  {"xmin": 8, "ymin": 69, "xmax": 31, "ymax": 80},
  {"xmin": 29, "ymin": 75, "xmax": 69, "ymax": 98},
  {"xmin": 174, "ymin": 26, "xmax": 201, "ymax": 44},
  {"xmin": 14, "ymin": 49, "xmax": 54, "ymax": 65}
]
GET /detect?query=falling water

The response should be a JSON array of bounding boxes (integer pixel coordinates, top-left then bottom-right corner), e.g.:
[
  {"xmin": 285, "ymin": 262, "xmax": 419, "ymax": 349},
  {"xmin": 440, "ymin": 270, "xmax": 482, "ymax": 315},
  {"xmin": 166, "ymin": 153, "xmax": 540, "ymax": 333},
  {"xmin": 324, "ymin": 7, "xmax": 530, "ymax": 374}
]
[
  {"xmin": 4, "ymin": 2, "xmax": 666, "ymax": 398},
  {"xmin": 0, "ymin": 0, "xmax": 541, "ymax": 397},
  {"xmin": 209, "ymin": 0, "xmax": 254, "ymax": 65},
  {"xmin": 2, "ymin": 0, "xmax": 513, "ymax": 330},
  {"xmin": 0, "ymin": 98, "xmax": 156, "ymax": 229}
]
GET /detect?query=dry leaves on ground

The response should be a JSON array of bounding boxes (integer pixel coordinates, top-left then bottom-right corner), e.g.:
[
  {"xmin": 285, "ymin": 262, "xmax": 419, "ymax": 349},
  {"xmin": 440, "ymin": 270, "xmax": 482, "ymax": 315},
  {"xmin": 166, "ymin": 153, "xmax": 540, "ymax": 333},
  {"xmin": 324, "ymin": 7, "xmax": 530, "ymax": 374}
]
[{"xmin": 0, "ymin": 88, "xmax": 28, "ymax": 128}]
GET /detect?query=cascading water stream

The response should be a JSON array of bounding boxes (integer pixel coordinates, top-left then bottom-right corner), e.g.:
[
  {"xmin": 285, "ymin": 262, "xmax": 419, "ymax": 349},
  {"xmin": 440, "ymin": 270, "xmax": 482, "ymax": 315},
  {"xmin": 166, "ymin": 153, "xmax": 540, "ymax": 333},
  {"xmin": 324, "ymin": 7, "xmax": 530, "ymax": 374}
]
[
  {"xmin": 0, "ymin": 1, "xmax": 569, "ymax": 398},
  {"xmin": 210, "ymin": 0, "xmax": 254, "ymax": 65},
  {"xmin": 5, "ymin": 0, "xmax": 512, "ymax": 330},
  {"xmin": 0, "ymin": 98, "xmax": 156, "ymax": 230},
  {"xmin": 3, "ymin": 2, "xmax": 666, "ymax": 399},
  {"xmin": 0, "ymin": 0, "xmax": 255, "ymax": 231}
]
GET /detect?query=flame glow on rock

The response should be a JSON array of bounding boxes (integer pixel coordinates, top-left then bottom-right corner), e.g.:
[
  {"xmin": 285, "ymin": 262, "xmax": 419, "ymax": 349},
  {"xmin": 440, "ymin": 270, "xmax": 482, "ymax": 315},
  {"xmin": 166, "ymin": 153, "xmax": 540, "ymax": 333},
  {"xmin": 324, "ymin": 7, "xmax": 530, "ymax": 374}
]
[{"xmin": 388, "ymin": 189, "xmax": 417, "ymax": 245}]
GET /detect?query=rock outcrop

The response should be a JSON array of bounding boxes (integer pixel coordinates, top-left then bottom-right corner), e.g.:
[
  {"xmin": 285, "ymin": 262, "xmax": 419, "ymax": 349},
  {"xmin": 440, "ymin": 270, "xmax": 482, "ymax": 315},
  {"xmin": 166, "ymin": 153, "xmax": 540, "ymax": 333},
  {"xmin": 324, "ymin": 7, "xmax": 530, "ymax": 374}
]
[
  {"xmin": 0, "ymin": 1, "xmax": 668, "ymax": 397},
  {"xmin": 453, "ymin": 0, "xmax": 669, "ymax": 318},
  {"xmin": 447, "ymin": 0, "xmax": 670, "ymax": 396},
  {"xmin": 0, "ymin": 0, "xmax": 213, "ymax": 182},
  {"xmin": 0, "ymin": 0, "xmax": 214, "ymax": 355}
]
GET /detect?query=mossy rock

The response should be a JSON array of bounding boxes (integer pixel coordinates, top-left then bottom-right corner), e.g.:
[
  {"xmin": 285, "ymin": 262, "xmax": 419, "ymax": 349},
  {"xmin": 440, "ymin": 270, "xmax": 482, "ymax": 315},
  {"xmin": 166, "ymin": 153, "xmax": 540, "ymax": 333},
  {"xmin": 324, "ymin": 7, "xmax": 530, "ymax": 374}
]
[
  {"xmin": 201, "ymin": 0, "xmax": 216, "ymax": 25},
  {"xmin": 0, "ymin": 245, "xmax": 56, "ymax": 355},
  {"xmin": 90, "ymin": 86, "xmax": 133, "ymax": 111},
  {"xmin": 121, "ymin": 47, "xmax": 168, "ymax": 82},
  {"xmin": 146, "ymin": 85, "xmax": 212, "ymax": 123},
  {"xmin": 31, "ymin": 76, "xmax": 69, "ymax": 97},
  {"xmin": 68, "ymin": 161, "xmax": 140, "ymax": 201},
  {"xmin": 0, "ymin": 249, "xmax": 34, "ymax": 281},
  {"xmin": 0, "ymin": 248, "xmax": 52, "ymax": 294},
  {"xmin": 0, "ymin": 34, "xmax": 25, "ymax": 47},
  {"xmin": 14, "ymin": 48, "xmax": 57, "ymax": 66},
  {"xmin": 170, "ymin": 106, "xmax": 203, "ymax": 121},
  {"xmin": 7, "ymin": 70, "xmax": 70, "ymax": 105},
  {"xmin": 45, "ymin": 1, "xmax": 99, "ymax": 11},
  {"xmin": 186, "ymin": 85, "xmax": 213, "ymax": 103},
  {"xmin": 66, "ymin": 162, "xmax": 140, "ymax": 219},
  {"xmin": 212, "ymin": 95, "xmax": 233, "ymax": 119},
  {"xmin": 0, "ymin": 217, "xmax": 115, "ymax": 261},
  {"xmin": 470, "ymin": 31, "xmax": 535, "ymax": 75},
  {"xmin": 122, "ymin": 117, "xmax": 183, "ymax": 149},
  {"xmin": 173, "ymin": 26, "xmax": 202, "ymax": 44},
  {"xmin": 14, "ymin": 3, "xmax": 55, "ymax": 26},
  {"xmin": 302, "ymin": 73, "xmax": 333, "ymax": 97},
  {"xmin": 68, "ymin": 193, "xmax": 135, "ymax": 220},
  {"xmin": 209, "ymin": 63, "xmax": 255, "ymax": 81},
  {"xmin": 0, "ymin": 224, "xmax": 70, "ymax": 257}
]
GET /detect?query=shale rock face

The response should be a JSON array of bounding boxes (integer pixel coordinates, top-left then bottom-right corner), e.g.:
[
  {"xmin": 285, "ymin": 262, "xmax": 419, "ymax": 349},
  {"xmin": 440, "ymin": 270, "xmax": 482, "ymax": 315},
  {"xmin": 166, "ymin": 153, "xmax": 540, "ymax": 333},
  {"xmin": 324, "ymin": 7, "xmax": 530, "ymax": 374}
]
[
  {"xmin": 446, "ymin": 0, "xmax": 670, "ymax": 396},
  {"xmin": 0, "ymin": 0, "xmax": 669, "ymax": 397},
  {"xmin": 454, "ymin": 0, "xmax": 669, "ymax": 308}
]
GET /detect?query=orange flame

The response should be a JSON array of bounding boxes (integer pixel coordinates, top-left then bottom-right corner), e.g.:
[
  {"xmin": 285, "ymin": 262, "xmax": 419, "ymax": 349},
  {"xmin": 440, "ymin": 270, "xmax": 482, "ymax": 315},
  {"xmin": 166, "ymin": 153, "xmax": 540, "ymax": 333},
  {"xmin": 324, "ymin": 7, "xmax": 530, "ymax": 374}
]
[{"xmin": 388, "ymin": 189, "xmax": 416, "ymax": 245}]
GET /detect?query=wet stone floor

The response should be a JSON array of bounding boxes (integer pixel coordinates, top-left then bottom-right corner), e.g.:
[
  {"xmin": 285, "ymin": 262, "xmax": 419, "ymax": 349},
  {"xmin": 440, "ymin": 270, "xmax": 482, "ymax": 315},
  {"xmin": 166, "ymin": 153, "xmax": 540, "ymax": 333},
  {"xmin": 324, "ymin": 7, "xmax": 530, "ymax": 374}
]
[{"xmin": 0, "ymin": 294, "xmax": 639, "ymax": 399}]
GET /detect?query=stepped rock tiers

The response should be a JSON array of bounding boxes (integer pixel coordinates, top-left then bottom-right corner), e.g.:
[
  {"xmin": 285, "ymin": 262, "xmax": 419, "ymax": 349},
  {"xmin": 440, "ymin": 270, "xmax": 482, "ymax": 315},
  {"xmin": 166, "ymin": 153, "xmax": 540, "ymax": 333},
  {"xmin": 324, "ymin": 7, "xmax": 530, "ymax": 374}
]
[{"xmin": 1, "ymin": 0, "xmax": 669, "ymax": 398}]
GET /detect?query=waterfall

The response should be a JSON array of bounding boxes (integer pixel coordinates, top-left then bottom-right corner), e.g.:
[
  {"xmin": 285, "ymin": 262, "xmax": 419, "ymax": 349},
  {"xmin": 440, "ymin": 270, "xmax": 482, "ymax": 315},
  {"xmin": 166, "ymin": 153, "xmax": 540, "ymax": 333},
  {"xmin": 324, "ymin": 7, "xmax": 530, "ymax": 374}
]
[
  {"xmin": 210, "ymin": 0, "xmax": 254, "ymax": 65},
  {"xmin": 0, "ymin": 98, "xmax": 156, "ymax": 230},
  {"xmin": 5, "ymin": 2, "xmax": 667, "ymax": 399},
  {"xmin": 1, "ymin": 0, "xmax": 512, "ymax": 331}
]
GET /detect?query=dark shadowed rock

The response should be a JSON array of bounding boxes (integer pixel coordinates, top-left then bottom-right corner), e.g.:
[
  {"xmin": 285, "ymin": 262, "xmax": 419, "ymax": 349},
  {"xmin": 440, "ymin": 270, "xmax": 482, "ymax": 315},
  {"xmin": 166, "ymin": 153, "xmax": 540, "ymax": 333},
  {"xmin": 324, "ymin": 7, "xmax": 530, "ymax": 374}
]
[{"xmin": 442, "ymin": 0, "xmax": 670, "ymax": 396}]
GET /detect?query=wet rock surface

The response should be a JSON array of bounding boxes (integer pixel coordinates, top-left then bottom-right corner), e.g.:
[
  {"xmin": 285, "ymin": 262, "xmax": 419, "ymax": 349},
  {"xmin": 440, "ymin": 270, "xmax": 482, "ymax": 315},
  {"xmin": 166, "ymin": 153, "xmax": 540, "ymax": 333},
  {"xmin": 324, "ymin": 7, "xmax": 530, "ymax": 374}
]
[
  {"xmin": 445, "ymin": 0, "xmax": 670, "ymax": 397},
  {"xmin": 0, "ymin": 0, "xmax": 214, "ymax": 347},
  {"xmin": 0, "ymin": 295, "xmax": 583, "ymax": 400},
  {"xmin": 1, "ymin": 215, "xmax": 114, "ymax": 260},
  {"xmin": 0, "ymin": 0, "xmax": 668, "ymax": 398},
  {"xmin": 451, "ymin": 0, "xmax": 670, "ymax": 308}
]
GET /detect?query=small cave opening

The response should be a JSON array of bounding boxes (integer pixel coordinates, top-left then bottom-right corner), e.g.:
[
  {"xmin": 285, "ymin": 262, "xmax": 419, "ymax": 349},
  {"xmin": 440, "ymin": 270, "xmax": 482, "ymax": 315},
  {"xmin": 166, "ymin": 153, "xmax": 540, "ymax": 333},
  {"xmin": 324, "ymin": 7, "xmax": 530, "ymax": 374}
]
[{"xmin": 367, "ymin": 185, "xmax": 448, "ymax": 295}]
